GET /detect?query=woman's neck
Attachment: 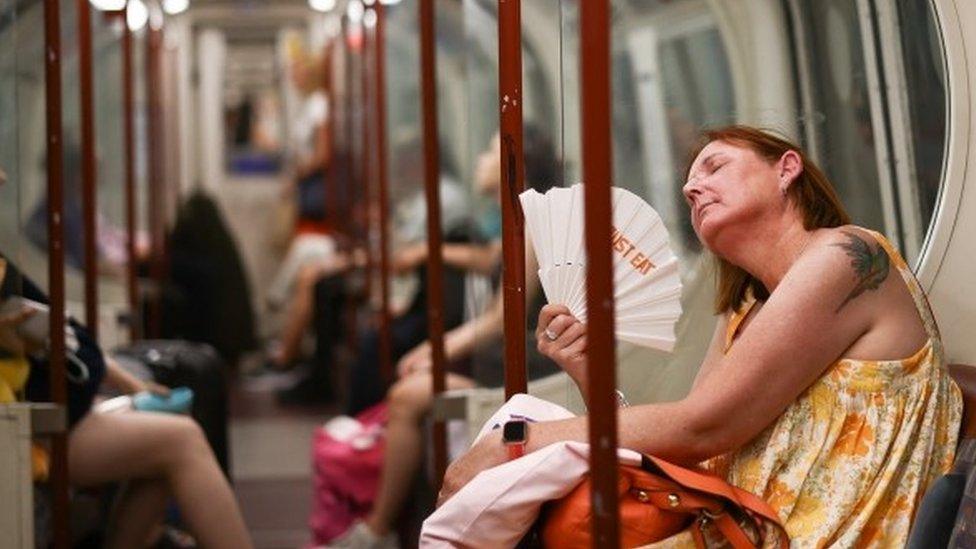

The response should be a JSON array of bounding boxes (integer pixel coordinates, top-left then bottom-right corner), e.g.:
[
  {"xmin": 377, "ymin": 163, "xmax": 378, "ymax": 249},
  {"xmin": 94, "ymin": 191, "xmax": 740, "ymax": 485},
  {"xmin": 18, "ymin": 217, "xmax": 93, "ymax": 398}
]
[{"xmin": 718, "ymin": 217, "xmax": 815, "ymax": 295}]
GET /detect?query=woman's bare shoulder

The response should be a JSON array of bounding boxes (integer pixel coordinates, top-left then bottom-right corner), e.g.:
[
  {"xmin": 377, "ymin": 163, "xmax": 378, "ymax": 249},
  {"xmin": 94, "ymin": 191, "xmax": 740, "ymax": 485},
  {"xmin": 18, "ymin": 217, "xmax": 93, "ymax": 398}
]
[{"xmin": 801, "ymin": 225, "xmax": 928, "ymax": 359}]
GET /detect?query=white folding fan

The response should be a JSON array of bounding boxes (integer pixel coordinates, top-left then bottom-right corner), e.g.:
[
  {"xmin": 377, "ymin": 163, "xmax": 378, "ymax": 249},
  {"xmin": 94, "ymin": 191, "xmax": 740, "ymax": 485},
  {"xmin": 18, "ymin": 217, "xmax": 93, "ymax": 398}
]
[{"xmin": 520, "ymin": 183, "xmax": 682, "ymax": 352}]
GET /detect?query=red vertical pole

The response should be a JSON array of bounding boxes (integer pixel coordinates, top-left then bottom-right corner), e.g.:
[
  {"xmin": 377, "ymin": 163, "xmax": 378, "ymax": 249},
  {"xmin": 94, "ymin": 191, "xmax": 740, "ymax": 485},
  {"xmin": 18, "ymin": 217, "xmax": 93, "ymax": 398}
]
[
  {"xmin": 42, "ymin": 1, "xmax": 70, "ymax": 546},
  {"xmin": 374, "ymin": 4, "xmax": 393, "ymax": 382},
  {"xmin": 419, "ymin": 0, "xmax": 448, "ymax": 487},
  {"xmin": 77, "ymin": 0, "xmax": 99, "ymax": 338},
  {"xmin": 498, "ymin": 0, "xmax": 527, "ymax": 398},
  {"xmin": 123, "ymin": 17, "xmax": 139, "ymax": 342},
  {"xmin": 360, "ymin": 25, "xmax": 374, "ymax": 310},
  {"xmin": 146, "ymin": 26, "xmax": 165, "ymax": 338},
  {"xmin": 579, "ymin": 0, "xmax": 619, "ymax": 546},
  {"xmin": 323, "ymin": 43, "xmax": 339, "ymax": 229}
]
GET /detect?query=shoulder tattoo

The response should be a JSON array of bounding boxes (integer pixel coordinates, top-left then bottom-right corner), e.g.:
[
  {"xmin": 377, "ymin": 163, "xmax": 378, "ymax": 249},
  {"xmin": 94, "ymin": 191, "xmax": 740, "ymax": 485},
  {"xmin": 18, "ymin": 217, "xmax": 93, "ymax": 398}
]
[{"xmin": 831, "ymin": 230, "xmax": 890, "ymax": 313}]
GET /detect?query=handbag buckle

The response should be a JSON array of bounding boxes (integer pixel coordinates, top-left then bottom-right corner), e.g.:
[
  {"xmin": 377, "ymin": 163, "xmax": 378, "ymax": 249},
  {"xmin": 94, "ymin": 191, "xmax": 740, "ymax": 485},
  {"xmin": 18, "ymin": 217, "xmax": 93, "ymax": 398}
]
[{"xmin": 701, "ymin": 506, "xmax": 726, "ymax": 519}]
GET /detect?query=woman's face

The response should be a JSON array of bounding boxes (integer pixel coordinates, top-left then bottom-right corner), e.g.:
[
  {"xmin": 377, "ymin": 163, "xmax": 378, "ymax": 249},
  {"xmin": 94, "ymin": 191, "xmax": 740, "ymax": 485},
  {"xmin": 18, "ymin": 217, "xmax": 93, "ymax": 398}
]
[
  {"xmin": 682, "ymin": 140, "xmax": 787, "ymax": 246},
  {"xmin": 474, "ymin": 134, "xmax": 502, "ymax": 196}
]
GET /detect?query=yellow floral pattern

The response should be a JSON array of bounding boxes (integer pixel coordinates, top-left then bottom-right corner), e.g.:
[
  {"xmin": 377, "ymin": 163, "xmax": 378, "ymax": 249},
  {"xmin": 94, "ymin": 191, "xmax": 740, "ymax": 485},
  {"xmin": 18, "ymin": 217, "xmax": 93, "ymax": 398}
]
[{"xmin": 711, "ymin": 230, "xmax": 962, "ymax": 547}]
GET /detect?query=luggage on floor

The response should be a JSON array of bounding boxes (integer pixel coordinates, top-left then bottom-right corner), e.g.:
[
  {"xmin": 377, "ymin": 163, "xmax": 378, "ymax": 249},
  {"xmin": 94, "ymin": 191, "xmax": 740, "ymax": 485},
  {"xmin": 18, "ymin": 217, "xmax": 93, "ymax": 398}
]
[
  {"xmin": 114, "ymin": 340, "xmax": 231, "ymax": 477},
  {"xmin": 310, "ymin": 402, "xmax": 387, "ymax": 544}
]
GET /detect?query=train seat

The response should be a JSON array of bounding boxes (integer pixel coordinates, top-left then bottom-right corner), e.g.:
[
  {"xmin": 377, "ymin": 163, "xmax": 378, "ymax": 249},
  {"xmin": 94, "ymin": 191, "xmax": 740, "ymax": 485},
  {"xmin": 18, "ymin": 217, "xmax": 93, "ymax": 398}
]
[{"xmin": 906, "ymin": 364, "xmax": 976, "ymax": 547}]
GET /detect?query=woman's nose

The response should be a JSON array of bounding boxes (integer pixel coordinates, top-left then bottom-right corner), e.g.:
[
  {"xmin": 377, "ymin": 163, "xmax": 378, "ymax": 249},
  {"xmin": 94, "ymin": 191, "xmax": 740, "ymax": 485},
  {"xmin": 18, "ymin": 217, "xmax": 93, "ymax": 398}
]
[{"xmin": 682, "ymin": 177, "xmax": 701, "ymax": 203}]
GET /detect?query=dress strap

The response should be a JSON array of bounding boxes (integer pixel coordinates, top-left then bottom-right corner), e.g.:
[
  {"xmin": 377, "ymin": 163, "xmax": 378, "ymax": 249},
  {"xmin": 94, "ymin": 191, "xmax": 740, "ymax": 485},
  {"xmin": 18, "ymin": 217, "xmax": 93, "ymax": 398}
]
[
  {"xmin": 858, "ymin": 228, "xmax": 943, "ymax": 355},
  {"xmin": 724, "ymin": 296, "xmax": 757, "ymax": 353}
]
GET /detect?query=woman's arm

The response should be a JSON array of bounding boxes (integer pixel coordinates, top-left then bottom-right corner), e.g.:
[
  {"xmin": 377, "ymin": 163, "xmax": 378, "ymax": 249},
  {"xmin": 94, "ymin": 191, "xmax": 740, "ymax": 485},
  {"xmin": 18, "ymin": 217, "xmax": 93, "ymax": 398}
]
[
  {"xmin": 396, "ymin": 290, "xmax": 504, "ymax": 377},
  {"xmin": 391, "ymin": 241, "xmax": 502, "ymax": 276},
  {"xmin": 442, "ymin": 242, "xmax": 502, "ymax": 275},
  {"xmin": 441, "ymin": 235, "xmax": 882, "ymax": 501},
  {"xmin": 396, "ymin": 245, "xmax": 536, "ymax": 376}
]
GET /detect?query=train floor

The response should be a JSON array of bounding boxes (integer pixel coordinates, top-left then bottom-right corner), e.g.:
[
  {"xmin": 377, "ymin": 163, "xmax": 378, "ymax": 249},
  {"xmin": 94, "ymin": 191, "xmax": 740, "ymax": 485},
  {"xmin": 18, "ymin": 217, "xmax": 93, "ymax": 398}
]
[
  {"xmin": 231, "ymin": 367, "xmax": 338, "ymax": 549},
  {"xmin": 217, "ymin": 175, "xmax": 339, "ymax": 548}
]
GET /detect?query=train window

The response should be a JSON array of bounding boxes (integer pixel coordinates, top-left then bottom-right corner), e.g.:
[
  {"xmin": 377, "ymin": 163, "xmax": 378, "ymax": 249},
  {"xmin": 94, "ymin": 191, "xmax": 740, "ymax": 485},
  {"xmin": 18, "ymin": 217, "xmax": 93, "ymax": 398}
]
[
  {"xmin": 60, "ymin": 0, "xmax": 88, "ymax": 302},
  {"xmin": 453, "ymin": 0, "xmax": 573, "ymax": 406},
  {"xmin": 8, "ymin": 0, "xmax": 51, "ymax": 290},
  {"xmin": 553, "ymin": 0, "xmax": 739, "ymax": 404},
  {"xmin": 0, "ymin": 0, "xmax": 19, "ymax": 263},
  {"xmin": 788, "ymin": 0, "xmax": 948, "ymax": 263},
  {"xmin": 93, "ymin": 16, "xmax": 128, "ymax": 279},
  {"xmin": 889, "ymin": 0, "xmax": 947, "ymax": 257}
]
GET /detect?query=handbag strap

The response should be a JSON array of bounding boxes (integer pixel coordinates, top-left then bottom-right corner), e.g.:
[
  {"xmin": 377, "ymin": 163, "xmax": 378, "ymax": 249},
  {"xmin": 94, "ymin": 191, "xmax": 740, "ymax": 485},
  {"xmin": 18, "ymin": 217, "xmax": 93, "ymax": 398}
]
[{"xmin": 641, "ymin": 455, "xmax": 789, "ymax": 548}]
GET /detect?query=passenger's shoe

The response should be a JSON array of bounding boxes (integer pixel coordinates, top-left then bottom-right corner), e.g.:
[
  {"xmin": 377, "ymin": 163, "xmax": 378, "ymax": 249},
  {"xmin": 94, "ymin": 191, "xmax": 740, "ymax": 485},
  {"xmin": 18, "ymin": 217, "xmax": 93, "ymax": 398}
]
[{"xmin": 321, "ymin": 521, "xmax": 398, "ymax": 549}]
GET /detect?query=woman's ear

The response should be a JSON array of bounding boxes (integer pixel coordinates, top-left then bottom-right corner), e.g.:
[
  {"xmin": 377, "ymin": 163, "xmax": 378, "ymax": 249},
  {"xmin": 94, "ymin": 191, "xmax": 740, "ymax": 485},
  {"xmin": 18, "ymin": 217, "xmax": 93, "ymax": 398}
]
[{"xmin": 778, "ymin": 150, "xmax": 803, "ymax": 193}]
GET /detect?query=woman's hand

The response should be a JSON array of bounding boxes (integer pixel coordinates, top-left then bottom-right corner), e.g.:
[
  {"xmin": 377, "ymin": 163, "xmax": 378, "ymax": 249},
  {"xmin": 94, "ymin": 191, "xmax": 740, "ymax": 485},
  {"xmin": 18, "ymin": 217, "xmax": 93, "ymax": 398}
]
[
  {"xmin": 397, "ymin": 341, "xmax": 432, "ymax": 378},
  {"xmin": 129, "ymin": 379, "xmax": 172, "ymax": 397},
  {"xmin": 437, "ymin": 428, "xmax": 508, "ymax": 506},
  {"xmin": 535, "ymin": 304, "xmax": 588, "ymax": 389}
]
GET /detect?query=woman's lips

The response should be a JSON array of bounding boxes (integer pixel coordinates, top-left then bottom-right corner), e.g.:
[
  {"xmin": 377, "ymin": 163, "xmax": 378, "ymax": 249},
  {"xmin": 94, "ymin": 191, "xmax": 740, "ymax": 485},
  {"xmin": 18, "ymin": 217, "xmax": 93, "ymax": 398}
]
[{"xmin": 697, "ymin": 201, "xmax": 717, "ymax": 218}]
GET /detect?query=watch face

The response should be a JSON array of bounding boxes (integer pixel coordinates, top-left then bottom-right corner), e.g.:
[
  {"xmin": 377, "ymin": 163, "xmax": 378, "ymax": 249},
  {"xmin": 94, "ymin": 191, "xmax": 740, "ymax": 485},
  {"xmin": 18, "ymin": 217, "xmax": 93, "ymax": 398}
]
[{"xmin": 503, "ymin": 420, "xmax": 526, "ymax": 443}]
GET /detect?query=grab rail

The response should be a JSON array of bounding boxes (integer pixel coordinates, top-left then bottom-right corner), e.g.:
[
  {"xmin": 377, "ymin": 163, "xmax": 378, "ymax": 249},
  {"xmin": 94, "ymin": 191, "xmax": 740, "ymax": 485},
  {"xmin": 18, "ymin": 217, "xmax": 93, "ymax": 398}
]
[
  {"xmin": 41, "ymin": 0, "xmax": 70, "ymax": 545},
  {"xmin": 498, "ymin": 0, "xmax": 527, "ymax": 398},
  {"xmin": 579, "ymin": 1, "xmax": 621, "ymax": 544},
  {"xmin": 419, "ymin": 0, "xmax": 450, "ymax": 487},
  {"xmin": 374, "ymin": 3, "xmax": 393, "ymax": 382}
]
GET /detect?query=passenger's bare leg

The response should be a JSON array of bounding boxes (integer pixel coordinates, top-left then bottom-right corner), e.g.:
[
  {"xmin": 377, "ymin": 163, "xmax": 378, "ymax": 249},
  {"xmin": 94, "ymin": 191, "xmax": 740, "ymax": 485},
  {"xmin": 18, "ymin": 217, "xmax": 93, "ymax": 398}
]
[
  {"xmin": 69, "ymin": 411, "xmax": 253, "ymax": 549},
  {"xmin": 105, "ymin": 478, "xmax": 170, "ymax": 549},
  {"xmin": 365, "ymin": 372, "xmax": 476, "ymax": 535},
  {"xmin": 273, "ymin": 258, "xmax": 349, "ymax": 368}
]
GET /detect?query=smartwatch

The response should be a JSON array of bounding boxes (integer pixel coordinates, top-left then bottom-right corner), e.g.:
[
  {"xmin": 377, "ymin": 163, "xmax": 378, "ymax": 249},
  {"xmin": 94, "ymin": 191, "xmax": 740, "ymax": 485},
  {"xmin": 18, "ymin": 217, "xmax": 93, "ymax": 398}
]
[{"xmin": 502, "ymin": 419, "xmax": 528, "ymax": 460}]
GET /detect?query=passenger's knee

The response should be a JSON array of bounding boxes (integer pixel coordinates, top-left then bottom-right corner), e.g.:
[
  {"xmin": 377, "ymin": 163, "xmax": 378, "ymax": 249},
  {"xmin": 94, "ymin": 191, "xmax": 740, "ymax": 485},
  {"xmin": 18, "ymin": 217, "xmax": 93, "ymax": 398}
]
[
  {"xmin": 388, "ymin": 375, "xmax": 432, "ymax": 418},
  {"xmin": 161, "ymin": 416, "xmax": 211, "ymax": 465}
]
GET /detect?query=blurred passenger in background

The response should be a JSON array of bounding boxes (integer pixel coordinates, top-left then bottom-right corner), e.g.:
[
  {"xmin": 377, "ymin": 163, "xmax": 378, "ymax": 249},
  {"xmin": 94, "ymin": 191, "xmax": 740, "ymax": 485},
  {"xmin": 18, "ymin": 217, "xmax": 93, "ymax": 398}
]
[
  {"xmin": 276, "ymin": 135, "xmax": 470, "ymax": 405},
  {"xmin": 327, "ymin": 125, "xmax": 562, "ymax": 548},
  {"xmin": 1, "ymin": 244, "xmax": 250, "ymax": 548},
  {"xmin": 265, "ymin": 41, "xmax": 340, "ymax": 363}
]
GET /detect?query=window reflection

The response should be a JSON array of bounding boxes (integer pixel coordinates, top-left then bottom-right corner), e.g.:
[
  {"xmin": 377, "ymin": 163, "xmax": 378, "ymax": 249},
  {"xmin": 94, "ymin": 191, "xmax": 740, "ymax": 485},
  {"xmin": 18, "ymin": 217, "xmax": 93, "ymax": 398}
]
[
  {"xmin": 895, "ymin": 0, "xmax": 947, "ymax": 247},
  {"xmin": 791, "ymin": 0, "xmax": 886, "ymax": 241}
]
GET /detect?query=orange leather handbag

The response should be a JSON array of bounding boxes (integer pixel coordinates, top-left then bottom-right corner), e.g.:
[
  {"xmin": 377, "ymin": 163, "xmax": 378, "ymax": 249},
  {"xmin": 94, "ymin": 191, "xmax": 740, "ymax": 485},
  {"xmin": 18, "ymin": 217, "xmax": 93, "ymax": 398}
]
[{"xmin": 541, "ymin": 455, "xmax": 789, "ymax": 548}]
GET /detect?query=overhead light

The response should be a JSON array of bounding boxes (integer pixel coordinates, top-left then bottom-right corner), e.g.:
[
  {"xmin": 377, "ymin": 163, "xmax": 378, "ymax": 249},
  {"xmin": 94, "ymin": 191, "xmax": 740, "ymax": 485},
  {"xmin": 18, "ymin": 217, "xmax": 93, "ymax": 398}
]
[
  {"xmin": 162, "ymin": 0, "xmax": 189, "ymax": 15},
  {"xmin": 379, "ymin": 0, "xmax": 401, "ymax": 4},
  {"xmin": 309, "ymin": 0, "xmax": 337, "ymax": 11},
  {"xmin": 363, "ymin": 8, "xmax": 377, "ymax": 28},
  {"xmin": 346, "ymin": 0, "xmax": 364, "ymax": 23},
  {"xmin": 89, "ymin": 0, "xmax": 126, "ymax": 10},
  {"xmin": 126, "ymin": 0, "xmax": 149, "ymax": 31}
]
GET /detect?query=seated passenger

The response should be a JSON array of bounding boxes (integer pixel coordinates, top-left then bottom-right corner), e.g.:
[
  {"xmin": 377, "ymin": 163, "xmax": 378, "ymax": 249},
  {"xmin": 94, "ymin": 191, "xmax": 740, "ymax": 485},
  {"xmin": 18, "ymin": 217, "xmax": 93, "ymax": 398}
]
[
  {"xmin": 439, "ymin": 125, "xmax": 962, "ymax": 546},
  {"xmin": 326, "ymin": 126, "xmax": 562, "ymax": 547},
  {"xmin": 266, "ymin": 133, "xmax": 470, "ymax": 378},
  {"xmin": 272, "ymin": 137, "xmax": 471, "ymax": 405},
  {"xmin": 0, "ymin": 255, "xmax": 253, "ymax": 549}
]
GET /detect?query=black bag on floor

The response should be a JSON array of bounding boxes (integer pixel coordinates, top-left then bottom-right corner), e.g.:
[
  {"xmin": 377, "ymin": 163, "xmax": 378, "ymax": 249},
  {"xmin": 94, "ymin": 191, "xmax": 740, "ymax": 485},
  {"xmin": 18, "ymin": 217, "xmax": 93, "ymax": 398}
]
[{"xmin": 114, "ymin": 340, "xmax": 231, "ymax": 479}]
